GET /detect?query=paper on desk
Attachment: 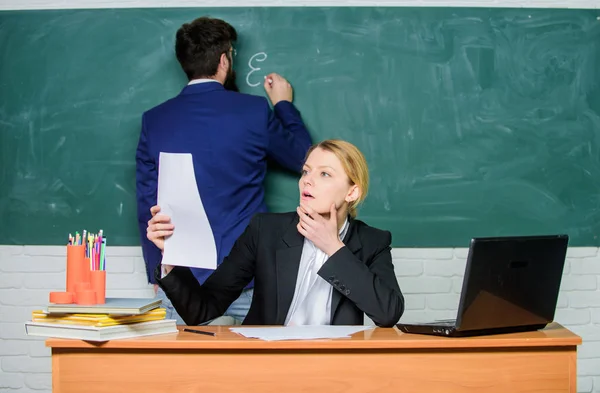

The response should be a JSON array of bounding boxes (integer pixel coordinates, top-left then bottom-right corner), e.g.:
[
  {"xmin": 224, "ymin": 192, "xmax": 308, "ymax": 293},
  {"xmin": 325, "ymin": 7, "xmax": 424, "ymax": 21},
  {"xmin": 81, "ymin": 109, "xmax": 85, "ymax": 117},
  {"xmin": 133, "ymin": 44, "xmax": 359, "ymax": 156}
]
[
  {"xmin": 229, "ymin": 326, "xmax": 373, "ymax": 341},
  {"xmin": 157, "ymin": 152, "xmax": 217, "ymax": 270}
]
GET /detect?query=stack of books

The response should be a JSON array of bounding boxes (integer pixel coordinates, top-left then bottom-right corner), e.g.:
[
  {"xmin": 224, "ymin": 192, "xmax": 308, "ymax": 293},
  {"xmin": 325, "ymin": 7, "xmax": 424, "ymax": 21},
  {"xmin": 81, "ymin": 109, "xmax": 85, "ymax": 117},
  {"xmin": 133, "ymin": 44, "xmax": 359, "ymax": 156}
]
[{"xmin": 25, "ymin": 298, "xmax": 177, "ymax": 342}]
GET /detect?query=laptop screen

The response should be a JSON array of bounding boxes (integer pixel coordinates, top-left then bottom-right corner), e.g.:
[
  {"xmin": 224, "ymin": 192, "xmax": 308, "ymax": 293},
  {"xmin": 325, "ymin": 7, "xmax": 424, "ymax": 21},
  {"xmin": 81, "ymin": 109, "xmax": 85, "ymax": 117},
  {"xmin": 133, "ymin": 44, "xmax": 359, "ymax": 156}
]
[{"xmin": 455, "ymin": 234, "xmax": 568, "ymax": 331}]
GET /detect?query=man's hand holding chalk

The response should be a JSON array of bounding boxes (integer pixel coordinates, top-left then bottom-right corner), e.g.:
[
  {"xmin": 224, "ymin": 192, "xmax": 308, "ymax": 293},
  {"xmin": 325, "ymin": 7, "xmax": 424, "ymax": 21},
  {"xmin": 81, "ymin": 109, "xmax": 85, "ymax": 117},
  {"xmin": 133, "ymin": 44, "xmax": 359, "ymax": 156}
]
[{"xmin": 263, "ymin": 73, "xmax": 293, "ymax": 105}]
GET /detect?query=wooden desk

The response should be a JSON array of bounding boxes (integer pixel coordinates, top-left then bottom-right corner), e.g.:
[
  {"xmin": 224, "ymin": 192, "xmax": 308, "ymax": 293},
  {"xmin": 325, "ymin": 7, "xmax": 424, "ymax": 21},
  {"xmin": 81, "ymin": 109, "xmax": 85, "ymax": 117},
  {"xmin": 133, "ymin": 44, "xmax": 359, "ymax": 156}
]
[{"xmin": 47, "ymin": 322, "xmax": 581, "ymax": 393}]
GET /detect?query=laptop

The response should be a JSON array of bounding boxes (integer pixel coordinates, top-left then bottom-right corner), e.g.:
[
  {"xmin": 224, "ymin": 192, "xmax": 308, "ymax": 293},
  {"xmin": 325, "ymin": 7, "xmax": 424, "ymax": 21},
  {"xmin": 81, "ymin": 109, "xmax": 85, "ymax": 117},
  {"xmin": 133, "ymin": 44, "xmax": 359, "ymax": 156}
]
[{"xmin": 396, "ymin": 234, "xmax": 569, "ymax": 337}]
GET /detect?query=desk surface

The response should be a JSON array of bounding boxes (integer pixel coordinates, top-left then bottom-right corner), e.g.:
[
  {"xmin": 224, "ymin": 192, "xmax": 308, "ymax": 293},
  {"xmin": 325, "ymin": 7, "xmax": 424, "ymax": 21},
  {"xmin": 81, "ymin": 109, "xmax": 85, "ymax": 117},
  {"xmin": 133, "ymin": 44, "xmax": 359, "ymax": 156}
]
[{"xmin": 46, "ymin": 322, "xmax": 581, "ymax": 350}]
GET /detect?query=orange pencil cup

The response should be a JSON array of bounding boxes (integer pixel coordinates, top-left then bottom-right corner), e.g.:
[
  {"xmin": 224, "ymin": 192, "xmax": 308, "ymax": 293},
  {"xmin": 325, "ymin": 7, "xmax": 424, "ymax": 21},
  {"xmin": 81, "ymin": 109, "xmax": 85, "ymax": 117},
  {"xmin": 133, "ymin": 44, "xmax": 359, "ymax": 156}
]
[
  {"xmin": 76, "ymin": 290, "xmax": 96, "ymax": 305},
  {"xmin": 90, "ymin": 270, "xmax": 106, "ymax": 304},
  {"xmin": 66, "ymin": 245, "xmax": 89, "ymax": 297}
]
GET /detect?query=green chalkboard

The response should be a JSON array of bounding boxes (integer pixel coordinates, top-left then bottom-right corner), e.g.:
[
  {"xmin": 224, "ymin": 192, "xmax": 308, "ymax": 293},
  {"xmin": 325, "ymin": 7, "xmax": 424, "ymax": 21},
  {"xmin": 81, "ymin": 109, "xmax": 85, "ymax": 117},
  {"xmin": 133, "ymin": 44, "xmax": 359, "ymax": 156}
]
[{"xmin": 1, "ymin": 7, "xmax": 600, "ymax": 246}]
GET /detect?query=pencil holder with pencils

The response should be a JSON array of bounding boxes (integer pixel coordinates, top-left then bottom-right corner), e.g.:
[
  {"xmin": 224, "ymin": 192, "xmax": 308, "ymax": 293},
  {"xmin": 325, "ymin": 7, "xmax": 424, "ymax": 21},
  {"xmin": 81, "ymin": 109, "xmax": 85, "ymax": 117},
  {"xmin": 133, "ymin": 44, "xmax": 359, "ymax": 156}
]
[{"xmin": 49, "ymin": 230, "xmax": 107, "ymax": 305}]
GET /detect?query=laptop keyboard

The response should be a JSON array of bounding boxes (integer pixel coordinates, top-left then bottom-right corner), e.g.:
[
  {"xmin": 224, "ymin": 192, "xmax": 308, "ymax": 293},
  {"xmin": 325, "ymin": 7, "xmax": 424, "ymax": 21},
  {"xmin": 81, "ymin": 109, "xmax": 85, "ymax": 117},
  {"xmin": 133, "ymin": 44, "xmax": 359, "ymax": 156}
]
[{"xmin": 421, "ymin": 319, "xmax": 456, "ymax": 326}]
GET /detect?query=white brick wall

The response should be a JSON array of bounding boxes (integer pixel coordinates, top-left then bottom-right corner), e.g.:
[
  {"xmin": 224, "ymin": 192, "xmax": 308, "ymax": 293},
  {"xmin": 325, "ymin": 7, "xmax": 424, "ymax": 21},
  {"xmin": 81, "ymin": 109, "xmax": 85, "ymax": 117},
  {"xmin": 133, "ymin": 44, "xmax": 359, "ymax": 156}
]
[{"xmin": 1, "ymin": 245, "xmax": 599, "ymax": 392}]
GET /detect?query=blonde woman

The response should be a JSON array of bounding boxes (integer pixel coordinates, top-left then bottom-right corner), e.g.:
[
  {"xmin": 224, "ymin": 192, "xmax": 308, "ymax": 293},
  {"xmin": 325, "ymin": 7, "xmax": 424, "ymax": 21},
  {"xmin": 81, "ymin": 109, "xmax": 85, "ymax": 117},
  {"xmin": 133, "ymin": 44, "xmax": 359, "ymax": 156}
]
[{"xmin": 147, "ymin": 140, "xmax": 404, "ymax": 327}]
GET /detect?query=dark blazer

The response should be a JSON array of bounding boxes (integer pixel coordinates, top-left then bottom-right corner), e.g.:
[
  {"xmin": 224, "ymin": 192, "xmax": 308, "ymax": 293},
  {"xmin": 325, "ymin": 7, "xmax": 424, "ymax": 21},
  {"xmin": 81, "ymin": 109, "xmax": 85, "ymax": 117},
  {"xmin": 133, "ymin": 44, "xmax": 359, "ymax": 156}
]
[
  {"xmin": 136, "ymin": 81, "xmax": 312, "ymax": 284},
  {"xmin": 157, "ymin": 212, "xmax": 405, "ymax": 327}
]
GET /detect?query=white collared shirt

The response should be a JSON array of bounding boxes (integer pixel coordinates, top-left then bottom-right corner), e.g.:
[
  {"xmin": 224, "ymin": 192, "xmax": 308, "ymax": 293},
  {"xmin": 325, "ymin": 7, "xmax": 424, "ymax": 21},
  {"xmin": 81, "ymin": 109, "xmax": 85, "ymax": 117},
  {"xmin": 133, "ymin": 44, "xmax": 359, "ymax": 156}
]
[
  {"xmin": 187, "ymin": 78, "xmax": 221, "ymax": 86},
  {"xmin": 285, "ymin": 219, "xmax": 350, "ymax": 326}
]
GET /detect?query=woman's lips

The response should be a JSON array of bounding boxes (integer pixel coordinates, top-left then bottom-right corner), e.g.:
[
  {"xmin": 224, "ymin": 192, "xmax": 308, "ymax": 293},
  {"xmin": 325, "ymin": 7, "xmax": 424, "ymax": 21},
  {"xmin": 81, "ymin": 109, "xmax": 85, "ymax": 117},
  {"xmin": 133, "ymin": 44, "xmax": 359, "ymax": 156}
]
[{"xmin": 301, "ymin": 191, "xmax": 314, "ymax": 201}]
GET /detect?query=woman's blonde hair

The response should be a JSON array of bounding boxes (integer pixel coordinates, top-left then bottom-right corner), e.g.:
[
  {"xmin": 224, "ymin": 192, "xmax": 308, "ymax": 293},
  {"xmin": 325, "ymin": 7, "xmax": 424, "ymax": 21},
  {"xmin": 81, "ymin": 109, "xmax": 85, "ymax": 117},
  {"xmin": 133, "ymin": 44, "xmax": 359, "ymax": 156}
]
[{"xmin": 306, "ymin": 139, "xmax": 369, "ymax": 218}]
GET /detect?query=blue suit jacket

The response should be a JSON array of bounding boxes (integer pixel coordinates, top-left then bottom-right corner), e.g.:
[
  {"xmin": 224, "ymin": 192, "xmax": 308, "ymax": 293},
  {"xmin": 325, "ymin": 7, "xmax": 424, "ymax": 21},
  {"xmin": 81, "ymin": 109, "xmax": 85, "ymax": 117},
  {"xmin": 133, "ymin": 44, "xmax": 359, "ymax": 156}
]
[{"xmin": 136, "ymin": 81, "xmax": 312, "ymax": 284}]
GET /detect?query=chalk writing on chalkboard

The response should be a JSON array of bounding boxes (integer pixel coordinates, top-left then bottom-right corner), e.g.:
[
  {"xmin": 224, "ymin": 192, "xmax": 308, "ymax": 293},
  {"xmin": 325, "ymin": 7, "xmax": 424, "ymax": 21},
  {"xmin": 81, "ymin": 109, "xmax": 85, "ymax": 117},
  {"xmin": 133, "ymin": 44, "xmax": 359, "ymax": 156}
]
[{"xmin": 246, "ymin": 51, "xmax": 268, "ymax": 87}]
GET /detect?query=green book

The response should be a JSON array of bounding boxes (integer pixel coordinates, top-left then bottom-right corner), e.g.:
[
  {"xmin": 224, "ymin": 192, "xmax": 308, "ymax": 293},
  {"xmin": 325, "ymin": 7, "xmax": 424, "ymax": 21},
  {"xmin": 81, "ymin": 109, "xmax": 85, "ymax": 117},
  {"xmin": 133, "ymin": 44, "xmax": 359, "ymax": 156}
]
[{"xmin": 47, "ymin": 298, "xmax": 162, "ymax": 315}]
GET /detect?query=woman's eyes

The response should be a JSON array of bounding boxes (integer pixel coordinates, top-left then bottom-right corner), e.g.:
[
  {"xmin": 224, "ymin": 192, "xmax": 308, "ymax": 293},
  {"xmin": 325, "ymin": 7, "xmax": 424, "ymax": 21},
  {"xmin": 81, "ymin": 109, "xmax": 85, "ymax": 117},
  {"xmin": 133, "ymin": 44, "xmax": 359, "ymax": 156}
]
[{"xmin": 301, "ymin": 169, "xmax": 331, "ymax": 177}]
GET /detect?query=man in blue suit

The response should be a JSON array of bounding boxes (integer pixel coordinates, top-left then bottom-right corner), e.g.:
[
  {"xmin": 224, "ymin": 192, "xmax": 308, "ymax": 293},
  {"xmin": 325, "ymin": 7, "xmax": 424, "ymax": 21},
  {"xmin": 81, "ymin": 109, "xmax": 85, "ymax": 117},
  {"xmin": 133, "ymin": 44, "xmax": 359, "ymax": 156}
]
[{"xmin": 136, "ymin": 16, "xmax": 312, "ymax": 325}]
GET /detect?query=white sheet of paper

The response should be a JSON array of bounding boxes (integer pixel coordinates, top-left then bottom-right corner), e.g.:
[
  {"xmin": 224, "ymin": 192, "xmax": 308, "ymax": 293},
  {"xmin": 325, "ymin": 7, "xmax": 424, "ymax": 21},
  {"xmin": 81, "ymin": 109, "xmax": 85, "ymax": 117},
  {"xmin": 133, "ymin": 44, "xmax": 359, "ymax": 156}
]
[
  {"xmin": 157, "ymin": 152, "xmax": 217, "ymax": 270},
  {"xmin": 229, "ymin": 326, "xmax": 373, "ymax": 341}
]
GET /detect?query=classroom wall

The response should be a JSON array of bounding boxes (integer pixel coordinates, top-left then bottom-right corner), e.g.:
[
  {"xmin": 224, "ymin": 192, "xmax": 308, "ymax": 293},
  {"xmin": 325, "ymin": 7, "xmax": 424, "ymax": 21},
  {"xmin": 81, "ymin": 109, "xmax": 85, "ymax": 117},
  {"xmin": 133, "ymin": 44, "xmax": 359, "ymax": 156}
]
[
  {"xmin": 1, "ymin": 0, "xmax": 600, "ymax": 392},
  {"xmin": 1, "ymin": 245, "xmax": 600, "ymax": 392}
]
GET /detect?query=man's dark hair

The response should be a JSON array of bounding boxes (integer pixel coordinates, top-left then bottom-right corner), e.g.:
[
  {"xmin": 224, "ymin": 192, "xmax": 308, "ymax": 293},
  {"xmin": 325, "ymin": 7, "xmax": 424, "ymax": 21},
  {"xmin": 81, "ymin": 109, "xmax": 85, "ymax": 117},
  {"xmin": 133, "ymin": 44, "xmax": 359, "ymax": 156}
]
[{"xmin": 175, "ymin": 17, "xmax": 237, "ymax": 80}]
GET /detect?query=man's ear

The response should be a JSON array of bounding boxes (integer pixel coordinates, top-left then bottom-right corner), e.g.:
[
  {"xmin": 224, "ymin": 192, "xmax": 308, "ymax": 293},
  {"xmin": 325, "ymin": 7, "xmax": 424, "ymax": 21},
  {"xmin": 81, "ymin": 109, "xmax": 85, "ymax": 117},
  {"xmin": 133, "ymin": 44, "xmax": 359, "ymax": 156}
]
[
  {"xmin": 345, "ymin": 185, "xmax": 360, "ymax": 203},
  {"xmin": 219, "ymin": 52, "xmax": 229, "ymax": 71}
]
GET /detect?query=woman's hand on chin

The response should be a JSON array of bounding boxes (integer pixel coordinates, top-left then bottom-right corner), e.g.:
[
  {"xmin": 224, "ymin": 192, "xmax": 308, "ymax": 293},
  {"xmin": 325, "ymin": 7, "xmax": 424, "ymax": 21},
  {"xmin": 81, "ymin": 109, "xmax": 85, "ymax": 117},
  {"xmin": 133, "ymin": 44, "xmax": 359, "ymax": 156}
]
[{"xmin": 296, "ymin": 203, "xmax": 344, "ymax": 256}]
